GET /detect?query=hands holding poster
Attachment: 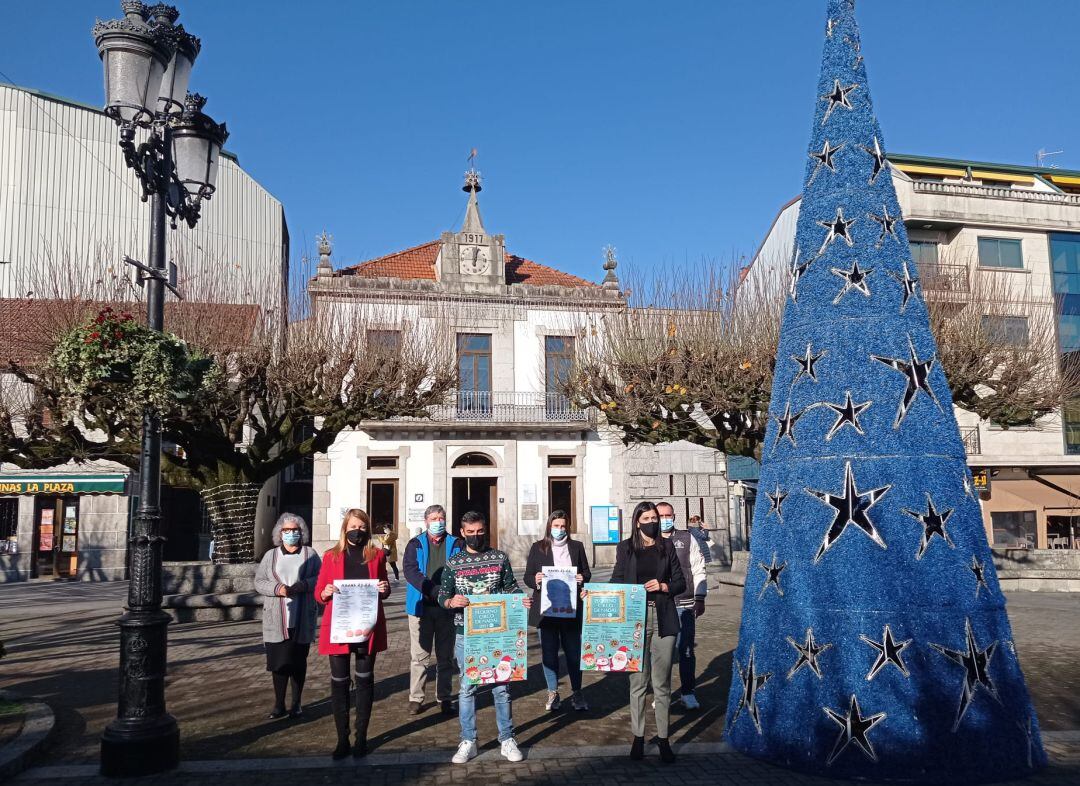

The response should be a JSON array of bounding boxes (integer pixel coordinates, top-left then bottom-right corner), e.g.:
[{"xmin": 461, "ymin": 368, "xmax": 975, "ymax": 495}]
[
  {"xmin": 540, "ymin": 566, "xmax": 577, "ymax": 619},
  {"xmin": 580, "ymin": 583, "xmax": 646, "ymax": 673},
  {"xmin": 330, "ymin": 579, "xmax": 379, "ymax": 644},
  {"xmin": 462, "ymin": 593, "xmax": 528, "ymax": 685}
]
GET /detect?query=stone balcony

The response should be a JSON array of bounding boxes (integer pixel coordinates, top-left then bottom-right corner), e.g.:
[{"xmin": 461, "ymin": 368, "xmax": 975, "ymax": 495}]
[
  {"xmin": 897, "ymin": 178, "xmax": 1080, "ymax": 232},
  {"xmin": 360, "ymin": 391, "xmax": 596, "ymax": 432}
]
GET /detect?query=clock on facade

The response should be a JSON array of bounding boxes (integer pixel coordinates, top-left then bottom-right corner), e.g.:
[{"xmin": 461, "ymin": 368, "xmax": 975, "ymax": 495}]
[{"xmin": 460, "ymin": 245, "xmax": 490, "ymax": 275}]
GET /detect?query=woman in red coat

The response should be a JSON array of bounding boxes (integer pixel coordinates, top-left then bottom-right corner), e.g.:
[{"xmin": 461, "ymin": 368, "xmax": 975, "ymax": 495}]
[{"xmin": 314, "ymin": 508, "xmax": 391, "ymax": 759}]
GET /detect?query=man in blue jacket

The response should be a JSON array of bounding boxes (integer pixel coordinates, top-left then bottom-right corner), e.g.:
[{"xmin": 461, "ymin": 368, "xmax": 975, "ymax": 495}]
[{"xmin": 403, "ymin": 504, "xmax": 463, "ymax": 715}]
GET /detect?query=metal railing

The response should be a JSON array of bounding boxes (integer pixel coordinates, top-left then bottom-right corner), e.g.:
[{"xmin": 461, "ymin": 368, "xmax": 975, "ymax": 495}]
[
  {"xmin": 917, "ymin": 261, "xmax": 970, "ymax": 294},
  {"xmin": 912, "ymin": 180, "xmax": 1080, "ymax": 206},
  {"xmin": 960, "ymin": 426, "xmax": 981, "ymax": 456},
  {"xmin": 378, "ymin": 391, "xmax": 592, "ymax": 425}
]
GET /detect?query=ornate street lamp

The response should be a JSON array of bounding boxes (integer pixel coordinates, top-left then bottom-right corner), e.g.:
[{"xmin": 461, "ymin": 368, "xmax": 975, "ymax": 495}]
[{"xmin": 92, "ymin": 1, "xmax": 227, "ymax": 776}]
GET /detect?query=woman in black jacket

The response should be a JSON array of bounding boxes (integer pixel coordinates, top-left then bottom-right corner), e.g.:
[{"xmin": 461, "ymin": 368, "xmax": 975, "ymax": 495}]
[
  {"xmin": 524, "ymin": 510, "xmax": 592, "ymax": 712},
  {"xmin": 609, "ymin": 501, "xmax": 686, "ymax": 764}
]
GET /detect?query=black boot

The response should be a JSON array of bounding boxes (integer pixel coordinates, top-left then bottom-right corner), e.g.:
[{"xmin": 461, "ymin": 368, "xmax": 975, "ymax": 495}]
[
  {"xmin": 353, "ymin": 672, "xmax": 374, "ymax": 757},
  {"xmin": 630, "ymin": 735, "xmax": 645, "ymax": 760},
  {"xmin": 658, "ymin": 738, "xmax": 676, "ymax": 764},
  {"xmin": 330, "ymin": 679, "xmax": 351, "ymax": 760}
]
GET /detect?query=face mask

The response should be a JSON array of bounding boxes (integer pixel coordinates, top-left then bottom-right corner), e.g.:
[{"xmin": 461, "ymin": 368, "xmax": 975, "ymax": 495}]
[
  {"xmin": 551, "ymin": 528, "xmax": 567, "ymax": 541},
  {"xmin": 346, "ymin": 529, "xmax": 368, "ymax": 547},
  {"xmin": 464, "ymin": 534, "xmax": 487, "ymax": 551},
  {"xmin": 427, "ymin": 519, "xmax": 446, "ymax": 536},
  {"xmin": 282, "ymin": 530, "xmax": 301, "ymax": 546},
  {"xmin": 639, "ymin": 521, "xmax": 660, "ymax": 539},
  {"xmin": 660, "ymin": 517, "xmax": 675, "ymax": 533}
]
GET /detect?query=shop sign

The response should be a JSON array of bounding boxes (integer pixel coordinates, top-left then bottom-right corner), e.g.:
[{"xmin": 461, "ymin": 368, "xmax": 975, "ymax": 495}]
[
  {"xmin": 0, "ymin": 476, "xmax": 126, "ymax": 495},
  {"xmin": 970, "ymin": 468, "xmax": 990, "ymax": 494}
]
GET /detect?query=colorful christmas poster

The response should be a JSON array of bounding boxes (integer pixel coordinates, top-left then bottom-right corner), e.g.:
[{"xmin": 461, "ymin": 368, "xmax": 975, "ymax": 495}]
[
  {"xmin": 580, "ymin": 583, "xmax": 645, "ymax": 673},
  {"xmin": 462, "ymin": 593, "xmax": 528, "ymax": 685}
]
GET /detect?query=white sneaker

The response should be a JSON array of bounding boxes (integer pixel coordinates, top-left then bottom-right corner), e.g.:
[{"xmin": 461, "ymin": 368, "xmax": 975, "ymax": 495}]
[
  {"xmin": 681, "ymin": 693, "xmax": 700, "ymax": 710},
  {"xmin": 545, "ymin": 691, "xmax": 561, "ymax": 711},
  {"xmin": 501, "ymin": 738, "xmax": 524, "ymax": 762},
  {"xmin": 452, "ymin": 740, "xmax": 477, "ymax": 764}
]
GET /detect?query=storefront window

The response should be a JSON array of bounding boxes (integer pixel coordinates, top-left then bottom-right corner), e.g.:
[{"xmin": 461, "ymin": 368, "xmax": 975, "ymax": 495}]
[
  {"xmin": 0, "ymin": 498, "xmax": 17, "ymax": 553},
  {"xmin": 990, "ymin": 510, "xmax": 1036, "ymax": 548}
]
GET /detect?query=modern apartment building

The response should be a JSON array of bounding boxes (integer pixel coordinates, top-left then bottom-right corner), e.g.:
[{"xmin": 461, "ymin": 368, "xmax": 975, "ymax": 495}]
[{"xmin": 747, "ymin": 152, "xmax": 1080, "ymax": 551}]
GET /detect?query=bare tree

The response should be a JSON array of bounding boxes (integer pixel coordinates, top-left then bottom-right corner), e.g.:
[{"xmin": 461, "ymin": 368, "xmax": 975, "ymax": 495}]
[
  {"xmin": 1, "ymin": 248, "xmax": 456, "ymax": 562},
  {"xmin": 571, "ymin": 253, "xmax": 1080, "ymax": 458}
]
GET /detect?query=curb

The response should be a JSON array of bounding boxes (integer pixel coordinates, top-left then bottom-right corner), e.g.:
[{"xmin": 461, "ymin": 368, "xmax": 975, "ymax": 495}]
[{"xmin": 0, "ymin": 690, "xmax": 56, "ymax": 782}]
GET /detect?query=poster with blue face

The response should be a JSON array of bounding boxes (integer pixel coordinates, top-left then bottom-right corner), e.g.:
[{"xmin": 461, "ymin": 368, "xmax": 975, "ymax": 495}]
[
  {"xmin": 463, "ymin": 594, "xmax": 528, "ymax": 685},
  {"xmin": 580, "ymin": 583, "xmax": 646, "ymax": 673}
]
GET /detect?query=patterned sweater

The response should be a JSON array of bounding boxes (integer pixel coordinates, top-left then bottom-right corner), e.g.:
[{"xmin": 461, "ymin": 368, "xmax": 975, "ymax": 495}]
[{"xmin": 438, "ymin": 547, "xmax": 522, "ymax": 633}]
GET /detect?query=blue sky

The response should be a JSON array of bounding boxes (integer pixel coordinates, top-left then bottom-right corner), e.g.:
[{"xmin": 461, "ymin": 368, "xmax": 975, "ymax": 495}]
[{"xmin": 3, "ymin": 1, "xmax": 1079, "ymax": 283}]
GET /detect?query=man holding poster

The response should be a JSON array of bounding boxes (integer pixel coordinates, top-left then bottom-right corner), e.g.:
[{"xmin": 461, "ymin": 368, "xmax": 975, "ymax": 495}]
[
  {"xmin": 524, "ymin": 510, "xmax": 592, "ymax": 713},
  {"xmin": 439, "ymin": 511, "xmax": 531, "ymax": 765}
]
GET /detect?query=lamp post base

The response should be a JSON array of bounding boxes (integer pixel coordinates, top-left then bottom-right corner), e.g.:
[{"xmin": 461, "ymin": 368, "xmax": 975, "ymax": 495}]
[{"xmin": 100, "ymin": 715, "xmax": 179, "ymax": 777}]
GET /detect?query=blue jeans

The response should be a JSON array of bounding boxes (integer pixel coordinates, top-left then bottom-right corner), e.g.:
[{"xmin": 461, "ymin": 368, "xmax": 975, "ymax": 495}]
[
  {"xmin": 538, "ymin": 618, "xmax": 583, "ymax": 693},
  {"xmin": 455, "ymin": 635, "xmax": 514, "ymax": 743},
  {"xmin": 676, "ymin": 607, "xmax": 697, "ymax": 694}
]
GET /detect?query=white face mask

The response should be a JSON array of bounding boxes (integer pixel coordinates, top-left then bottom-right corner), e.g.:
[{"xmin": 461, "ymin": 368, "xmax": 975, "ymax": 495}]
[{"xmin": 551, "ymin": 528, "xmax": 567, "ymax": 541}]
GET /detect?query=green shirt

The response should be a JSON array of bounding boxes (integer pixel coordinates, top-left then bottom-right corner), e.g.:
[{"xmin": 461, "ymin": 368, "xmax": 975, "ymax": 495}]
[{"xmin": 437, "ymin": 547, "xmax": 521, "ymax": 633}]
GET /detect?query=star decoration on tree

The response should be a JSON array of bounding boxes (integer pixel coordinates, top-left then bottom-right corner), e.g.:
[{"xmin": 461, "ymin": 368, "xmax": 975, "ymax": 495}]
[
  {"xmin": 887, "ymin": 260, "xmax": 919, "ymax": 313},
  {"xmin": 829, "ymin": 259, "xmax": 872, "ymax": 304},
  {"xmin": 790, "ymin": 247, "xmax": 811, "ymax": 303},
  {"xmin": 808, "ymin": 140, "xmax": 844, "ymax": 186},
  {"xmin": 823, "ymin": 694, "xmax": 887, "ymax": 766},
  {"xmin": 807, "ymin": 461, "xmax": 891, "ymax": 563},
  {"xmin": 1018, "ymin": 717, "xmax": 1037, "ymax": 769},
  {"xmin": 821, "ymin": 391, "xmax": 871, "ymax": 441},
  {"xmin": 758, "ymin": 552, "xmax": 788, "ymax": 599},
  {"xmin": 817, "ymin": 206, "xmax": 857, "ymax": 255},
  {"xmin": 930, "ymin": 618, "xmax": 1001, "ymax": 732},
  {"xmin": 820, "ymin": 79, "xmax": 858, "ymax": 126},
  {"xmin": 867, "ymin": 204, "xmax": 899, "ymax": 247},
  {"xmin": 767, "ymin": 485, "xmax": 789, "ymax": 522},
  {"xmin": 971, "ymin": 555, "xmax": 990, "ymax": 598},
  {"xmin": 871, "ymin": 335, "xmax": 942, "ymax": 428},
  {"xmin": 859, "ymin": 136, "xmax": 887, "ymax": 184},
  {"xmin": 773, "ymin": 402, "xmax": 806, "ymax": 448},
  {"xmin": 730, "ymin": 645, "xmax": 772, "ymax": 735},
  {"xmin": 844, "ymin": 35, "xmax": 863, "ymax": 69},
  {"xmin": 902, "ymin": 493, "xmax": 956, "ymax": 559},
  {"xmin": 786, "ymin": 627, "xmax": 832, "ymax": 680},
  {"xmin": 859, "ymin": 624, "xmax": 912, "ymax": 681},
  {"xmin": 830, "ymin": 259, "xmax": 873, "ymax": 305},
  {"xmin": 825, "ymin": 17, "xmax": 836, "ymax": 38},
  {"xmin": 792, "ymin": 342, "xmax": 826, "ymax": 385}
]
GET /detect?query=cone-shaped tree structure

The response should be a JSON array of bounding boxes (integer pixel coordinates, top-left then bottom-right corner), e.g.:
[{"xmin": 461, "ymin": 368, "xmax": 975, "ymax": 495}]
[{"xmin": 724, "ymin": 1, "xmax": 1046, "ymax": 781}]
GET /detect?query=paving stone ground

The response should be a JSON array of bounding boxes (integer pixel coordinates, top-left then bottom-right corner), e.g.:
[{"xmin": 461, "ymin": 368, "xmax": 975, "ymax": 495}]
[{"xmin": 1, "ymin": 576, "xmax": 1079, "ymax": 784}]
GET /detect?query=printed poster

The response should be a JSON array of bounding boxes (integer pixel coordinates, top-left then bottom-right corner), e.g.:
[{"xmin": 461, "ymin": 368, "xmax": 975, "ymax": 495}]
[
  {"xmin": 462, "ymin": 593, "xmax": 528, "ymax": 685},
  {"xmin": 540, "ymin": 565, "xmax": 577, "ymax": 619},
  {"xmin": 329, "ymin": 579, "xmax": 380, "ymax": 644},
  {"xmin": 61, "ymin": 535, "xmax": 77, "ymax": 552},
  {"xmin": 581, "ymin": 583, "xmax": 646, "ymax": 673}
]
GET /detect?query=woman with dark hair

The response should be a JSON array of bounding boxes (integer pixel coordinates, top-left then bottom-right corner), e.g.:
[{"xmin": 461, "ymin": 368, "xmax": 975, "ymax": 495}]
[
  {"xmin": 524, "ymin": 509, "xmax": 592, "ymax": 712},
  {"xmin": 609, "ymin": 500, "xmax": 686, "ymax": 763},
  {"xmin": 254, "ymin": 513, "xmax": 321, "ymax": 720},
  {"xmin": 314, "ymin": 508, "xmax": 392, "ymax": 759}
]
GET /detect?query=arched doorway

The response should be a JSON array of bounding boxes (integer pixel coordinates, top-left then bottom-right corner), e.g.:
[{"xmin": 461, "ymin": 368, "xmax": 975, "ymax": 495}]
[{"xmin": 451, "ymin": 452, "xmax": 498, "ymax": 547}]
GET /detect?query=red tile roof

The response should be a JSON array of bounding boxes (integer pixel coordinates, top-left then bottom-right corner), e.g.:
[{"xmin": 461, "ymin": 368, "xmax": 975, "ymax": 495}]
[{"xmin": 338, "ymin": 240, "xmax": 598, "ymax": 289}]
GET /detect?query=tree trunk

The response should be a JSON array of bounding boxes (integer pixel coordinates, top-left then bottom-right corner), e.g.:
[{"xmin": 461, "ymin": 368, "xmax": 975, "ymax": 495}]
[{"xmin": 199, "ymin": 482, "xmax": 261, "ymax": 564}]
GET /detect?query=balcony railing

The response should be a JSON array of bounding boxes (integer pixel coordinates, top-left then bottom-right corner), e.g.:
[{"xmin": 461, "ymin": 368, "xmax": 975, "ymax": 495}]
[
  {"xmin": 916, "ymin": 261, "xmax": 969, "ymax": 294},
  {"xmin": 367, "ymin": 390, "xmax": 593, "ymax": 428},
  {"xmin": 912, "ymin": 180, "xmax": 1080, "ymax": 206},
  {"xmin": 960, "ymin": 426, "xmax": 981, "ymax": 456}
]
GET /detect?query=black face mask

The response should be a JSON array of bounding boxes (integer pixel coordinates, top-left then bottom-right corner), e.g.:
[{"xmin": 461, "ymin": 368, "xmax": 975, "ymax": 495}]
[
  {"xmin": 464, "ymin": 534, "xmax": 488, "ymax": 552},
  {"xmin": 346, "ymin": 529, "xmax": 369, "ymax": 547},
  {"xmin": 638, "ymin": 522, "xmax": 660, "ymax": 540}
]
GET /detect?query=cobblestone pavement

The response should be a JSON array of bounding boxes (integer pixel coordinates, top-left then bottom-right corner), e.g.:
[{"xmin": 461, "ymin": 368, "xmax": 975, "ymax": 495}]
[{"xmin": 1, "ymin": 578, "xmax": 1079, "ymax": 784}]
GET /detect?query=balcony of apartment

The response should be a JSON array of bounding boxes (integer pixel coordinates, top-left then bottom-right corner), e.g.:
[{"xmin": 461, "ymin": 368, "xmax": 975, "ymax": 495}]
[
  {"xmin": 961, "ymin": 426, "xmax": 981, "ymax": 456},
  {"xmin": 917, "ymin": 260, "xmax": 970, "ymax": 300},
  {"xmin": 359, "ymin": 390, "xmax": 596, "ymax": 433},
  {"xmin": 895, "ymin": 175, "xmax": 1080, "ymax": 233}
]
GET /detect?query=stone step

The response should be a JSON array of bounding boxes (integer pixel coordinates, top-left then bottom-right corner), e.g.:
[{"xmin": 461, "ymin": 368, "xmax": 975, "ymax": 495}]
[{"xmin": 163, "ymin": 591, "xmax": 262, "ymax": 624}]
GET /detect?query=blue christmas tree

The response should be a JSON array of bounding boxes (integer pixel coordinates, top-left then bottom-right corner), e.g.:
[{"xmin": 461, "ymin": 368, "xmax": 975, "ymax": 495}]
[{"xmin": 724, "ymin": 1, "xmax": 1046, "ymax": 781}]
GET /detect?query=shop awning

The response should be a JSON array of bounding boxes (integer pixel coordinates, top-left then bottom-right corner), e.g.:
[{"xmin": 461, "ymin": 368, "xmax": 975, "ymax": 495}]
[
  {"xmin": 0, "ymin": 473, "xmax": 128, "ymax": 495},
  {"xmin": 999, "ymin": 475, "xmax": 1080, "ymax": 513}
]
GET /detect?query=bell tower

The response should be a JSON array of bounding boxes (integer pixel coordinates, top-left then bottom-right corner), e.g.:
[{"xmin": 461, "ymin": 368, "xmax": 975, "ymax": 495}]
[{"xmin": 439, "ymin": 166, "xmax": 507, "ymax": 287}]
